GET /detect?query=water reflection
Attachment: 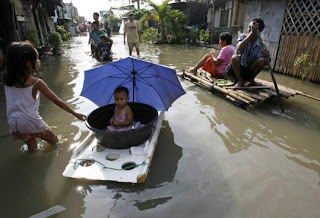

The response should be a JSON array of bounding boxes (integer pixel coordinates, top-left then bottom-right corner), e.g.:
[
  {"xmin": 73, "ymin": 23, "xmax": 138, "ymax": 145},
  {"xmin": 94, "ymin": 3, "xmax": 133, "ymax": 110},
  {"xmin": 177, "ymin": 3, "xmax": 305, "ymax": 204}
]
[
  {"xmin": 134, "ymin": 196, "xmax": 172, "ymax": 211},
  {"xmin": 62, "ymin": 120, "xmax": 182, "ymax": 216},
  {"xmin": 0, "ymin": 35, "xmax": 320, "ymax": 218},
  {"xmin": 188, "ymin": 80, "xmax": 320, "ymax": 184}
]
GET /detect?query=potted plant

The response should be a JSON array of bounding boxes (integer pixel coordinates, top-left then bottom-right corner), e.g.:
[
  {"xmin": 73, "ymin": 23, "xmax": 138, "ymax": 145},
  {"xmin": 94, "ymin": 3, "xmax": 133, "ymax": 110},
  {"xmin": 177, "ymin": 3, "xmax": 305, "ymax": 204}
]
[
  {"xmin": 48, "ymin": 31, "xmax": 63, "ymax": 55},
  {"xmin": 27, "ymin": 29, "xmax": 40, "ymax": 48},
  {"xmin": 42, "ymin": 37, "xmax": 51, "ymax": 53}
]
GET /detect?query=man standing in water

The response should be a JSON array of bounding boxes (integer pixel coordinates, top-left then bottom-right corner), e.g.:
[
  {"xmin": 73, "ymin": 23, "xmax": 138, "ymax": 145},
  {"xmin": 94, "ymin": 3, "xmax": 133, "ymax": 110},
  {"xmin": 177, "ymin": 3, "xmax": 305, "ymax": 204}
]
[
  {"xmin": 124, "ymin": 12, "xmax": 141, "ymax": 56},
  {"xmin": 228, "ymin": 18, "xmax": 270, "ymax": 87}
]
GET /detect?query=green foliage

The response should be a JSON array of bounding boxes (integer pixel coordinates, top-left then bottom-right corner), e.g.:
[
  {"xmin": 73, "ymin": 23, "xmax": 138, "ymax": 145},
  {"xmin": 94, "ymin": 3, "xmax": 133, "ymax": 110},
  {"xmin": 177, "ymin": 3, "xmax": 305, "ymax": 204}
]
[
  {"xmin": 294, "ymin": 54, "xmax": 315, "ymax": 81},
  {"xmin": 48, "ymin": 31, "xmax": 63, "ymax": 48},
  {"xmin": 141, "ymin": 27, "xmax": 159, "ymax": 43},
  {"xmin": 167, "ymin": 31, "xmax": 185, "ymax": 44},
  {"xmin": 146, "ymin": 0, "xmax": 178, "ymax": 41},
  {"xmin": 131, "ymin": 9, "xmax": 149, "ymax": 20},
  {"xmin": 139, "ymin": 11, "xmax": 159, "ymax": 31},
  {"xmin": 188, "ymin": 29, "xmax": 199, "ymax": 41},
  {"xmin": 57, "ymin": 25, "xmax": 71, "ymax": 41},
  {"xmin": 106, "ymin": 14, "xmax": 121, "ymax": 32},
  {"xmin": 199, "ymin": 29, "xmax": 210, "ymax": 43},
  {"xmin": 166, "ymin": 9, "xmax": 186, "ymax": 43},
  {"xmin": 27, "ymin": 29, "xmax": 39, "ymax": 48},
  {"xmin": 72, "ymin": 15, "xmax": 80, "ymax": 23}
]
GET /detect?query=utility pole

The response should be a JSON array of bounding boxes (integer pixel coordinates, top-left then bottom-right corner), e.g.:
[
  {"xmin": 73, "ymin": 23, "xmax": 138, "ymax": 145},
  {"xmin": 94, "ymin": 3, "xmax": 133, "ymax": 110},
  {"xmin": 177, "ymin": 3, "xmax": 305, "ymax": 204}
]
[{"xmin": 210, "ymin": 1, "xmax": 214, "ymax": 45}]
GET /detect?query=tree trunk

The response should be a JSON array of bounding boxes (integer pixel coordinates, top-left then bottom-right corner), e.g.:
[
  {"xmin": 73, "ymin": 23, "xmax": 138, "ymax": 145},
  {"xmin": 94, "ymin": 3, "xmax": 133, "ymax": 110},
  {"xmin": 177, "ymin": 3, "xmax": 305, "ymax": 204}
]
[{"xmin": 160, "ymin": 22, "xmax": 166, "ymax": 40}]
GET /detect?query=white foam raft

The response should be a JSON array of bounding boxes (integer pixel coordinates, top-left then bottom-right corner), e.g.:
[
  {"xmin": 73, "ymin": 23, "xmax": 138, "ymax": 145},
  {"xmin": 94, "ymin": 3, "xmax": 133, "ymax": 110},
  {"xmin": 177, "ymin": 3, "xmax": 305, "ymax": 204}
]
[{"xmin": 63, "ymin": 112, "xmax": 164, "ymax": 183}]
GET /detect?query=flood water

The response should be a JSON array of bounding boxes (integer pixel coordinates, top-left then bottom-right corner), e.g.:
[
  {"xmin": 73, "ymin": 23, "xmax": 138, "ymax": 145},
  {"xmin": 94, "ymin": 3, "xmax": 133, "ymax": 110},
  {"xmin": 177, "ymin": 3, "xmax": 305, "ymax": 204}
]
[{"xmin": 0, "ymin": 35, "xmax": 320, "ymax": 218}]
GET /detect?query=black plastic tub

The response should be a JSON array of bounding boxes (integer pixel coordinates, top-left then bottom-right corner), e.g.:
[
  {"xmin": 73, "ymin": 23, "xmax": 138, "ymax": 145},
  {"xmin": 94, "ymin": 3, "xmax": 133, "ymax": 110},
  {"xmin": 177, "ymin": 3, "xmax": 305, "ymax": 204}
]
[{"xmin": 85, "ymin": 102, "xmax": 158, "ymax": 149}]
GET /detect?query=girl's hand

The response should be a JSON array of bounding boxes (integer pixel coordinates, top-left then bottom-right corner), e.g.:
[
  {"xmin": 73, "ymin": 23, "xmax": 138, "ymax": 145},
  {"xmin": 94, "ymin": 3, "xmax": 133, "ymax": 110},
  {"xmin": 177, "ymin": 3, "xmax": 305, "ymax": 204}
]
[
  {"xmin": 210, "ymin": 49, "xmax": 216, "ymax": 55},
  {"xmin": 75, "ymin": 113, "xmax": 86, "ymax": 121},
  {"xmin": 113, "ymin": 121, "xmax": 119, "ymax": 127}
]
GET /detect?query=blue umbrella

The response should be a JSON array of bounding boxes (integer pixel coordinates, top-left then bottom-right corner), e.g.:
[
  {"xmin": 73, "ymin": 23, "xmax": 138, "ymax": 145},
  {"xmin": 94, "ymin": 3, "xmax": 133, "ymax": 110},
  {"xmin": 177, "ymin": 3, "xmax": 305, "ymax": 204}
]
[{"xmin": 81, "ymin": 57, "xmax": 185, "ymax": 111}]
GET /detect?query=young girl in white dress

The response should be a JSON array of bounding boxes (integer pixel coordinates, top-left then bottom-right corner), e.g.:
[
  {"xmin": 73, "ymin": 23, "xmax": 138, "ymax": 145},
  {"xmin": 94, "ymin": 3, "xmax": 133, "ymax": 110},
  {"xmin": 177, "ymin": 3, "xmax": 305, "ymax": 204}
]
[{"xmin": 3, "ymin": 42, "xmax": 86, "ymax": 151}]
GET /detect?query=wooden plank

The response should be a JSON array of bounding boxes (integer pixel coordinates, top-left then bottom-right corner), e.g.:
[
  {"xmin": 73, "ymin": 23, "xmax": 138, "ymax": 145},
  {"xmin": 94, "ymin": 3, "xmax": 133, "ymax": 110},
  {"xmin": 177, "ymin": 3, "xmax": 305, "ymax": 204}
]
[
  {"xmin": 226, "ymin": 86, "xmax": 270, "ymax": 90},
  {"xmin": 233, "ymin": 90, "xmax": 257, "ymax": 103},
  {"xmin": 239, "ymin": 90, "xmax": 267, "ymax": 101},
  {"xmin": 277, "ymin": 35, "xmax": 320, "ymax": 82},
  {"xmin": 255, "ymin": 78, "xmax": 297, "ymax": 95},
  {"xmin": 191, "ymin": 73, "xmax": 256, "ymax": 103},
  {"xmin": 183, "ymin": 71, "xmax": 251, "ymax": 105}
]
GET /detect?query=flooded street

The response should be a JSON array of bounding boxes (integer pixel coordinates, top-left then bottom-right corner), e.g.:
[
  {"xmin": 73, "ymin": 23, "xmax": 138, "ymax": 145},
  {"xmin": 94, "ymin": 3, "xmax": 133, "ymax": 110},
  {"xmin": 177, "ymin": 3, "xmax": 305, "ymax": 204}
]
[{"xmin": 1, "ymin": 34, "xmax": 320, "ymax": 218}]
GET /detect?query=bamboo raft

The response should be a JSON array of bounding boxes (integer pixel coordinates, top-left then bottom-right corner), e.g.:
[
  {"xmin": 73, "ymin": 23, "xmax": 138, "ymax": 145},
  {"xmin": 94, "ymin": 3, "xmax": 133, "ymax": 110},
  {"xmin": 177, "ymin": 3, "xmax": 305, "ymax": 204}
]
[{"xmin": 180, "ymin": 69, "xmax": 319, "ymax": 109}]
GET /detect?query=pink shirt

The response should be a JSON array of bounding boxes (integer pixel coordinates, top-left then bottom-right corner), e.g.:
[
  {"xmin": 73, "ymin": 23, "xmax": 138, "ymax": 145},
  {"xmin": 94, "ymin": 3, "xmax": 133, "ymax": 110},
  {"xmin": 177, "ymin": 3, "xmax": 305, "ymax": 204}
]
[{"xmin": 217, "ymin": 45, "xmax": 236, "ymax": 75}]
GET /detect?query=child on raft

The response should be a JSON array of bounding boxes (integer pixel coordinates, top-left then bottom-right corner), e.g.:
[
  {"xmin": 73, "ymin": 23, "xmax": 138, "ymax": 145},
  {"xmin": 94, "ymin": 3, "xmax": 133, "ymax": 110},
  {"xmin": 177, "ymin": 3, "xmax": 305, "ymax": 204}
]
[
  {"xmin": 3, "ymin": 42, "xmax": 86, "ymax": 151},
  {"xmin": 108, "ymin": 86, "xmax": 133, "ymax": 131},
  {"xmin": 188, "ymin": 32, "xmax": 236, "ymax": 78}
]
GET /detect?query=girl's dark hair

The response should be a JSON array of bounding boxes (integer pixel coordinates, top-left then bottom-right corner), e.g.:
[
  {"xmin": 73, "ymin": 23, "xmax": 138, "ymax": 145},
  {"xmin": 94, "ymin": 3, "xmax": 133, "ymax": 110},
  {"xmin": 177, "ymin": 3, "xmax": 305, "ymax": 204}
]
[
  {"xmin": 4, "ymin": 41, "xmax": 37, "ymax": 86},
  {"xmin": 219, "ymin": 32, "xmax": 232, "ymax": 45},
  {"xmin": 114, "ymin": 86, "xmax": 129, "ymax": 96},
  {"xmin": 93, "ymin": 12, "xmax": 99, "ymax": 17}
]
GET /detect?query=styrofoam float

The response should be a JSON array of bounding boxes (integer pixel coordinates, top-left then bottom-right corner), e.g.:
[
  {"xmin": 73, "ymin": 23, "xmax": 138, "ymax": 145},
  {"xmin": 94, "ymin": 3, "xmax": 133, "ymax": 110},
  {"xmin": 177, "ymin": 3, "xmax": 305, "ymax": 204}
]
[{"xmin": 63, "ymin": 112, "xmax": 164, "ymax": 183}]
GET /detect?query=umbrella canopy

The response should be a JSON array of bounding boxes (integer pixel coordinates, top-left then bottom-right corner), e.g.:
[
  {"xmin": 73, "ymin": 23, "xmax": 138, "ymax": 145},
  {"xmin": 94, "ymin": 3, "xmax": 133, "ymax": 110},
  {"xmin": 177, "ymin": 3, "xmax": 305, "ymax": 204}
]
[{"xmin": 81, "ymin": 57, "xmax": 185, "ymax": 111}]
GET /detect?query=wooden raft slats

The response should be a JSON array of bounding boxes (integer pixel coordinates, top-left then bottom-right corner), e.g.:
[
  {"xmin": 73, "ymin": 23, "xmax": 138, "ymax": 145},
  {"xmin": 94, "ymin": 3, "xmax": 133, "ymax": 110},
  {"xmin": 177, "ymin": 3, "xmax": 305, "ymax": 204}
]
[{"xmin": 181, "ymin": 71, "xmax": 300, "ymax": 109}]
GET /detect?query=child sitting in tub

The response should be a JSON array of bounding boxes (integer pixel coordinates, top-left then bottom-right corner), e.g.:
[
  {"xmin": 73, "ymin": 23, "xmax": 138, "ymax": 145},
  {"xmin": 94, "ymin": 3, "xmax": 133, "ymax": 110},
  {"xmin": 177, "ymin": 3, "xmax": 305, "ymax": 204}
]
[{"xmin": 107, "ymin": 86, "xmax": 133, "ymax": 131}]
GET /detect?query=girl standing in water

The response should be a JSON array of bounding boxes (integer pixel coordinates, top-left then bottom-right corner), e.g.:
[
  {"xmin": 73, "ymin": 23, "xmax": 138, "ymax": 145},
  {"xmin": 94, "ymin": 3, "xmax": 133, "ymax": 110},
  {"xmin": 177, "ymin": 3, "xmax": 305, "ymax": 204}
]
[{"xmin": 3, "ymin": 42, "xmax": 86, "ymax": 151}]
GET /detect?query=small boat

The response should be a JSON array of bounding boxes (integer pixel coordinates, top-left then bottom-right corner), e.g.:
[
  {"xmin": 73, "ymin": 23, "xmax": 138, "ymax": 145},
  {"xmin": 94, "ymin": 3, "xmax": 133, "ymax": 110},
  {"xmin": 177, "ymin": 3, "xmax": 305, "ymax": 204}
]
[
  {"xmin": 63, "ymin": 103, "xmax": 165, "ymax": 183},
  {"xmin": 180, "ymin": 69, "xmax": 320, "ymax": 109}
]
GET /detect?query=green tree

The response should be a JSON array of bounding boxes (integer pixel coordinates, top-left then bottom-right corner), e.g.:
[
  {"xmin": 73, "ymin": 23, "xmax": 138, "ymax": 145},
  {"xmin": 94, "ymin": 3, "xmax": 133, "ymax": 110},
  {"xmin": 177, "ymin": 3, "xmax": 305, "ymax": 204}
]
[
  {"xmin": 146, "ymin": 0, "xmax": 171, "ymax": 41},
  {"xmin": 146, "ymin": 0, "xmax": 186, "ymax": 42},
  {"xmin": 105, "ymin": 12, "xmax": 121, "ymax": 32}
]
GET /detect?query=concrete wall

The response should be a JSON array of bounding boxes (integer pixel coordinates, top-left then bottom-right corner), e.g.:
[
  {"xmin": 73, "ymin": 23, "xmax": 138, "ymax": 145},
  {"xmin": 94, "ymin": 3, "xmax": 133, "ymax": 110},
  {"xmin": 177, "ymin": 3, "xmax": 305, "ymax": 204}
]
[
  {"xmin": 244, "ymin": 0, "xmax": 287, "ymax": 42},
  {"xmin": 243, "ymin": 0, "xmax": 287, "ymax": 68}
]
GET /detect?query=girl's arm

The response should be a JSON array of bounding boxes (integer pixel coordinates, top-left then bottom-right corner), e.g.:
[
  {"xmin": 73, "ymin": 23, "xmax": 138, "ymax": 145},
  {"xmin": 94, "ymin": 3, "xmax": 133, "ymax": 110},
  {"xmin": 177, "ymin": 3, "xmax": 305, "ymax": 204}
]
[
  {"xmin": 109, "ymin": 116, "xmax": 115, "ymax": 126},
  {"xmin": 209, "ymin": 49, "xmax": 222, "ymax": 66},
  {"xmin": 35, "ymin": 80, "xmax": 86, "ymax": 121}
]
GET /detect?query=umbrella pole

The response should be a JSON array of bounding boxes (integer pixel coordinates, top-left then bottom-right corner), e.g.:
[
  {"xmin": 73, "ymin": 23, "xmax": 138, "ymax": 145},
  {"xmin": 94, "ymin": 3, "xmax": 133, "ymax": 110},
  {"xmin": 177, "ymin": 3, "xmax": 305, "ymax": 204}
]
[{"xmin": 133, "ymin": 76, "xmax": 135, "ymax": 103}]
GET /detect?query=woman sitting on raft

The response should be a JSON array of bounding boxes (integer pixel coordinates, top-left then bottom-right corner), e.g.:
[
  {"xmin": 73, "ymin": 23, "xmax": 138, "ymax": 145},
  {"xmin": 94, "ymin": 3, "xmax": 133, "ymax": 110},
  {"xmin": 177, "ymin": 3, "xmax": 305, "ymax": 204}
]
[
  {"xmin": 107, "ymin": 86, "xmax": 133, "ymax": 131},
  {"xmin": 188, "ymin": 32, "xmax": 235, "ymax": 78}
]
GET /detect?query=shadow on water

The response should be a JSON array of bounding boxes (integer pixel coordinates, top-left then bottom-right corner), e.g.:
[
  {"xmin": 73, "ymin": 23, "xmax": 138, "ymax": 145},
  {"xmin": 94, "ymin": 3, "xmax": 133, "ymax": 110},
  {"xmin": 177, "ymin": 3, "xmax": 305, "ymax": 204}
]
[
  {"xmin": 0, "ymin": 139, "xmax": 86, "ymax": 218},
  {"xmin": 191, "ymin": 83, "xmax": 320, "ymax": 183}
]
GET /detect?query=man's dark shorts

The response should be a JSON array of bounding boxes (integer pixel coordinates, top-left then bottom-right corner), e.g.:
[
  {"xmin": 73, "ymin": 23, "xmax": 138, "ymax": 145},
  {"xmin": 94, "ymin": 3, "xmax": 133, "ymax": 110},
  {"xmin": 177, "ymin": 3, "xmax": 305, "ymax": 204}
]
[{"xmin": 225, "ymin": 63, "xmax": 254, "ymax": 82}]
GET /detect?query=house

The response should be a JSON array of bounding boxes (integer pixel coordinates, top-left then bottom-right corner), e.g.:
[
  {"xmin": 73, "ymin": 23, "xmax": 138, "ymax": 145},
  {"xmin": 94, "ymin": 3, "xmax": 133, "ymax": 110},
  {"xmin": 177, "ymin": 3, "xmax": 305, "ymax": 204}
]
[
  {"xmin": 0, "ymin": 0, "xmax": 63, "ymax": 53},
  {"xmin": 208, "ymin": 0, "xmax": 320, "ymax": 82},
  {"xmin": 241, "ymin": 0, "xmax": 320, "ymax": 82},
  {"xmin": 56, "ymin": 2, "xmax": 80, "ymax": 36},
  {"xmin": 207, "ymin": 0, "xmax": 246, "ymax": 43}
]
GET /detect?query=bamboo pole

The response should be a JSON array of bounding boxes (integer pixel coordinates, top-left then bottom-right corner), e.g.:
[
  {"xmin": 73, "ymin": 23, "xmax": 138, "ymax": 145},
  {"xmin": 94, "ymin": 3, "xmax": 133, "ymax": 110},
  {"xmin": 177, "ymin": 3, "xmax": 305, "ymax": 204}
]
[
  {"xmin": 240, "ymin": 90, "xmax": 267, "ymax": 101},
  {"xmin": 196, "ymin": 74, "xmax": 258, "ymax": 102},
  {"xmin": 256, "ymin": 29, "xmax": 285, "ymax": 112},
  {"xmin": 183, "ymin": 71, "xmax": 251, "ymax": 104},
  {"xmin": 226, "ymin": 86, "xmax": 270, "ymax": 90},
  {"xmin": 296, "ymin": 92, "xmax": 320, "ymax": 102}
]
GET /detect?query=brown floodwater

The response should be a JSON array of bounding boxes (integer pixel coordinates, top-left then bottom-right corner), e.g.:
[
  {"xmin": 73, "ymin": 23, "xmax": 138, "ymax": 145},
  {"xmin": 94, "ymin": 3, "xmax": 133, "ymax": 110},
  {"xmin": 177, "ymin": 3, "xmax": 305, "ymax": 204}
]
[{"xmin": 0, "ymin": 35, "xmax": 320, "ymax": 218}]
